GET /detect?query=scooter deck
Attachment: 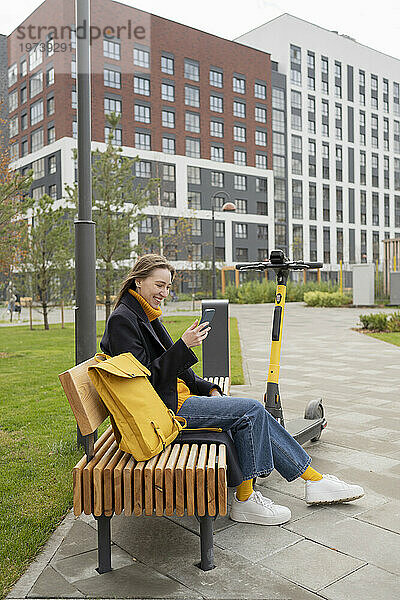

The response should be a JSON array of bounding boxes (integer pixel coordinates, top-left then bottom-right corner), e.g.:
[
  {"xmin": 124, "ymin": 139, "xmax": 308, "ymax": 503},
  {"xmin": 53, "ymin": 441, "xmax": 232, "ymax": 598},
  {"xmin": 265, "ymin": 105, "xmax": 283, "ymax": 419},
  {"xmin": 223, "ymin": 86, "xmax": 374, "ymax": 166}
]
[{"xmin": 286, "ymin": 417, "xmax": 325, "ymax": 445}]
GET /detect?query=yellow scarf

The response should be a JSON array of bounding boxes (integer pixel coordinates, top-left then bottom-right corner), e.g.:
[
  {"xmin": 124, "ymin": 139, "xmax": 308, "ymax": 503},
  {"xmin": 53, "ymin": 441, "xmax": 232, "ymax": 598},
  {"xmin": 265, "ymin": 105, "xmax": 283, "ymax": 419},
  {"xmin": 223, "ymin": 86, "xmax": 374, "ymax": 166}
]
[{"xmin": 129, "ymin": 288, "xmax": 192, "ymax": 411}]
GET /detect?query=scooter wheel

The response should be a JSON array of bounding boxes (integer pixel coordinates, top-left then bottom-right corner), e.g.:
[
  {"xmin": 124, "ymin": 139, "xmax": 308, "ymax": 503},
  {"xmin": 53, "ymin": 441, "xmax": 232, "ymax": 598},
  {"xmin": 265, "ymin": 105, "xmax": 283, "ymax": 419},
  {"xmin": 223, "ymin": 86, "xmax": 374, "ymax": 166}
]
[{"xmin": 304, "ymin": 399, "xmax": 324, "ymax": 442}]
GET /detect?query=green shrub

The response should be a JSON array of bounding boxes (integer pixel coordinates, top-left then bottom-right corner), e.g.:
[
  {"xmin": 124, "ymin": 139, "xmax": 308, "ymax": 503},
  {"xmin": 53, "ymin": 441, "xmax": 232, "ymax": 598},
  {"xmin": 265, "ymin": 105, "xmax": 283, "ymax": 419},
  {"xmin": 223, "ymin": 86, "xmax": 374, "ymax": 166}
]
[
  {"xmin": 304, "ymin": 291, "xmax": 352, "ymax": 307},
  {"xmin": 221, "ymin": 280, "xmax": 340, "ymax": 304},
  {"xmin": 387, "ymin": 311, "xmax": 400, "ymax": 332},
  {"xmin": 359, "ymin": 313, "xmax": 388, "ymax": 331}
]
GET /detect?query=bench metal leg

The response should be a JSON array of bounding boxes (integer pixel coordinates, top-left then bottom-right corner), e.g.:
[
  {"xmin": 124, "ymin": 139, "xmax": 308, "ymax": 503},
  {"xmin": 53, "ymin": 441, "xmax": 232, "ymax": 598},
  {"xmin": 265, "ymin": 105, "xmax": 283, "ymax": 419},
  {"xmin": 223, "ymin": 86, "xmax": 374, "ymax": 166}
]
[
  {"xmin": 196, "ymin": 515, "xmax": 215, "ymax": 571},
  {"xmin": 95, "ymin": 515, "xmax": 112, "ymax": 574}
]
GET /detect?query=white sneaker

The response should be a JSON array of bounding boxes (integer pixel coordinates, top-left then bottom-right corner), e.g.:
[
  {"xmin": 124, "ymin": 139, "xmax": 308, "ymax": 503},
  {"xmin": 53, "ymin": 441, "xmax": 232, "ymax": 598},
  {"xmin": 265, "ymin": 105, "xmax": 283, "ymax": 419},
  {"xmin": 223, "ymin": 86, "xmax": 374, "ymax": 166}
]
[
  {"xmin": 305, "ymin": 474, "xmax": 364, "ymax": 505},
  {"xmin": 230, "ymin": 490, "xmax": 291, "ymax": 525}
]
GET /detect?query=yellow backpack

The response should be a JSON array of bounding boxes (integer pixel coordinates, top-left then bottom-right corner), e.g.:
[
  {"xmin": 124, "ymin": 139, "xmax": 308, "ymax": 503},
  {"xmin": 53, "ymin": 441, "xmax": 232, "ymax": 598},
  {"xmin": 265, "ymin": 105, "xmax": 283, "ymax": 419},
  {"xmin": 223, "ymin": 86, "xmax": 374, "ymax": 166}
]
[{"xmin": 88, "ymin": 352, "xmax": 187, "ymax": 461}]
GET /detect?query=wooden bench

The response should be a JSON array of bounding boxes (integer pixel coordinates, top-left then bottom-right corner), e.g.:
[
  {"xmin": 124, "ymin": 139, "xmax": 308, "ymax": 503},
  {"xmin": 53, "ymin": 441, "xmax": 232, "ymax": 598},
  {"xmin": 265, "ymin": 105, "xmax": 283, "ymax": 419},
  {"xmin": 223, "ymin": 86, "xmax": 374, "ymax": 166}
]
[{"xmin": 59, "ymin": 358, "xmax": 231, "ymax": 573}]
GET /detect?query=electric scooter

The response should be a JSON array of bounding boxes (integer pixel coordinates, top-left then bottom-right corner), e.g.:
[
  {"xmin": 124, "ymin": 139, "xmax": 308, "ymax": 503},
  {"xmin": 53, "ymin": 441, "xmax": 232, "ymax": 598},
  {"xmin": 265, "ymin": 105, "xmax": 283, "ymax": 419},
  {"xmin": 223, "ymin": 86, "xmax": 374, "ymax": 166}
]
[{"xmin": 235, "ymin": 249, "xmax": 327, "ymax": 445}]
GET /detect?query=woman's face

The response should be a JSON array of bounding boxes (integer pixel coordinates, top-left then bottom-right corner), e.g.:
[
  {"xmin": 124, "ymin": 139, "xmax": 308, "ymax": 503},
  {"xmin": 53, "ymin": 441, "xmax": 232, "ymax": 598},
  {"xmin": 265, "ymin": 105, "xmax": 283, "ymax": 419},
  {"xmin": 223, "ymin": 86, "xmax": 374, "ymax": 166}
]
[{"xmin": 135, "ymin": 268, "xmax": 172, "ymax": 309}]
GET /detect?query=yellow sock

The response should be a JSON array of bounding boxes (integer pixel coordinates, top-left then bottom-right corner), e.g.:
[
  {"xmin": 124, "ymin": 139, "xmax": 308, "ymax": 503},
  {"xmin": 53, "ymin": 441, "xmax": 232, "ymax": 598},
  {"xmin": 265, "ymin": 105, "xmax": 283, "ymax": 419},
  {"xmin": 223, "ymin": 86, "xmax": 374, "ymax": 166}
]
[
  {"xmin": 236, "ymin": 478, "xmax": 254, "ymax": 501},
  {"xmin": 300, "ymin": 465, "xmax": 323, "ymax": 481}
]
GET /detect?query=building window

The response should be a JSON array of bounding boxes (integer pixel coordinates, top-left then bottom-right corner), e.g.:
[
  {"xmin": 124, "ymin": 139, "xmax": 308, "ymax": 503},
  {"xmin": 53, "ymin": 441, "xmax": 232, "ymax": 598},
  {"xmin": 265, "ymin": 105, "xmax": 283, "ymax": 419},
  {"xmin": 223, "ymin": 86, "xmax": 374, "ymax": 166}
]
[
  {"xmin": 292, "ymin": 225, "xmax": 304, "ymax": 260},
  {"xmin": 255, "ymin": 106, "xmax": 267, "ymax": 123},
  {"xmin": 336, "ymin": 188, "xmax": 343, "ymax": 222},
  {"xmin": 323, "ymin": 185, "xmax": 330, "ymax": 221},
  {"xmin": 139, "ymin": 217, "xmax": 152, "ymax": 233},
  {"xmin": 30, "ymin": 71, "xmax": 43, "ymax": 98},
  {"xmin": 372, "ymin": 193, "xmax": 379, "ymax": 226},
  {"xmin": 258, "ymin": 225, "xmax": 268, "ymax": 240},
  {"xmin": 234, "ymin": 223, "xmax": 248, "ymax": 238},
  {"xmin": 72, "ymin": 121, "xmax": 77, "ymax": 139},
  {"xmin": 32, "ymin": 158, "xmax": 45, "ymax": 179},
  {"xmin": 210, "ymin": 121, "xmax": 224, "ymax": 138},
  {"xmin": 233, "ymin": 125, "xmax": 246, "ymax": 142},
  {"xmin": 104, "ymin": 68, "xmax": 121, "ymax": 89},
  {"xmin": 48, "ymin": 126, "xmax": 55, "ymax": 144},
  {"xmin": 134, "ymin": 48, "xmax": 150, "ymax": 68},
  {"xmin": 233, "ymin": 76, "xmax": 245, "ymax": 94},
  {"xmin": 104, "ymin": 40, "xmax": 120, "ymax": 60},
  {"xmin": 234, "ymin": 150, "xmax": 246, "ymax": 165},
  {"xmin": 210, "ymin": 95, "xmax": 223, "ymax": 113},
  {"xmin": 162, "ymin": 137, "xmax": 175, "ymax": 154},
  {"xmin": 46, "ymin": 67, "xmax": 55, "ymax": 86},
  {"xmin": 105, "ymin": 127, "xmax": 122, "ymax": 145},
  {"xmin": 32, "ymin": 185, "xmax": 45, "ymax": 201},
  {"xmin": 188, "ymin": 166, "xmax": 201, "ymax": 184},
  {"xmin": 162, "ymin": 164, "xmax": 175, "ymax": 182},
  {"xmin": 272, "ymin": 88, "xmax": 285, "ymax": 109},
  {"xmin": 185, "ymin": 112, "xmax": 200, "ymax": 133},
  {"xmin": 104, "ymin": 98, "xmax": 122, "ymax": 115},
  {"xmin": 162, "ymin": 110, "xmax": 175, "ymax": 128},
  {"xmin": 188, "ymin": 191, "xmax": 201, "ymax": 209},
  {"xmin": 255, "ymin": 83, "xmax": 267, "ymax": 99},
  {"xmin": 234, "ymin": 175, "xmax": 247, "ymax": 191},
  {"xmin": 8, "ymin": 63, "xmax": 17, "ymax": 87},
  {"xmin": 323, "ymin": 228, "xmax": 330, "ymax": 263},
  {"xmin": 135, "ymin": 160, "xmax": 151, "ymax": 178},
  {"xmin": 161, "ymin": 83, "xmax": 175, "ymax": 102},
  {"xmin": 134, "ymin": 76, "xmax": 149, "ymax": 95},
  {"xmin": 48, "ymin": 155, "xmax": 57, "ymax": 174},
  {"xmin": 255, "ymin": 130, "xmax": 267, "ymax": 146},
  {"xmin": 163, "ymin": 218, "xmax": 177, "ymax": 235},
  {"xmin": 185, "ymin": 85, "xmax": 200, "ymax": 107},
  {"xmin": 135, "ymin": 132, "xmax": 150, "ymax": 150},
  {"xmin": 214, "ymin": 222, "xmax": 225, "ymax": 238},
  {"xmin": 273, "ymin": 132, "xmax": 285, "ymax": 154},
  {"xmin": 8, "ymin": 91, "xmax": 18, "ymax": 113},
  {"xmin": 233, "ymin": 101, "xmax": 246, "ymax": 118},
  {"xmin": 162, "ymin": 191, "xmax": 176, "ymax": 207},
  {"xmin": 309, "ymin": 183, "xmax": 316, "ymax": 220},
  {"xmin": 273, "ymin": 155, "xmax": 285, "ymax": 177},
  {"xmin": 291, "ymin": 70, "xmax": 301, "ymax": 86},
  {"xmin": 71, "ymin": 90, "xmax": 77, "ymax": 109},
  {"xmin": 210, "ymin": 69, "xmax": 223, "ymax": 88},
  {"xmin": 292, "ymin": 180, "xmax": 303, "ymax": 219},
  {"xmin": 49, "ymin": 184, "xmax": 57, "ymax": 199},
  {"xmin": 10, "ymin": 143, "xmax": 19, "ymax": 161},
  {"xmin": 236, "ymin": 247, "xmax": 248, "ymax": 262},
  {"xmin": 211, "ymin": 146, "xmax": 224, "ymax": 162},
  {"xmin": 257, "ymin": 201, "xmax": 267, "ymax": 215},
  {"xmin": 186, "ymin": 138, "xmax": 200, "ymax": 158},
  {"xmin": 211, "ymin": 172, "xmax": 224, "ymax": 187},
  {"xmin": 161, "ymin": 55, "xmax": 174, "ymax": 75},
  {"xmin": 360, "ymin": 191, "xmax": 367, "ymax": 224},
  {"xmin": 9, "ymin": 116, "xmax": 18, "ymax": 138},
  {"xmin": 21, "ymin": 140, "xmax": 28, "ymax": 157},
  {"xmin": 29, "ymin": 44, "xmax": 43, "ymax": 71},
  {"xmin": 184, "ymin": 59, "xmax": 200, "ymax": 81},
  {"xmin": 20, "ymin": 86, "xmax": 27, "ymax": 104},
  {"xmin": 236, "ymin": 199, "xmax": 247, "ymax": 213},
  {"xmin": 256, "ymin": 154, "xmax": 267, "ymax": 169},
  {"xmin": 134, "ymin": 104, "xmax": 151, "ymax": 123},
  {"xmin": 30, "ymin": 100, "xmax": 43, "ymax": 125},
  {"xmin": 31, "ymin": 128, "xmax": 44, "ymax": 152}
]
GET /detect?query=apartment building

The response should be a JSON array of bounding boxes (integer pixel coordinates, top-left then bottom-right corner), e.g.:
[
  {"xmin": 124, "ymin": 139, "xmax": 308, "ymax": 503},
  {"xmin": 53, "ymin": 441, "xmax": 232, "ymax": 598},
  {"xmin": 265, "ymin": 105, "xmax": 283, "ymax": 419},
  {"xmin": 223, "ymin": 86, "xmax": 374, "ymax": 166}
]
[
  {"xmin": 0, "ymin": 34, "xmax": 8, "ymax": 145},
  {"xmin": 6, "ymin": 0, "xmax": 275, "ymax": 291},
  {"xmin": 237, "ymin": 14, "xmax": 400, "ymax": 269}
]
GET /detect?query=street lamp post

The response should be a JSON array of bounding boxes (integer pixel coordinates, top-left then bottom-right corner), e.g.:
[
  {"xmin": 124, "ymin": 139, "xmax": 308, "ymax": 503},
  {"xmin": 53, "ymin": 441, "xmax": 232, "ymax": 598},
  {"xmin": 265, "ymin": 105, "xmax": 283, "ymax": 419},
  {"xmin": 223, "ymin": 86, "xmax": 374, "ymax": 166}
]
[{"xmin": 211, "ymin": 192, "xmax": 236, "ymax": 298}]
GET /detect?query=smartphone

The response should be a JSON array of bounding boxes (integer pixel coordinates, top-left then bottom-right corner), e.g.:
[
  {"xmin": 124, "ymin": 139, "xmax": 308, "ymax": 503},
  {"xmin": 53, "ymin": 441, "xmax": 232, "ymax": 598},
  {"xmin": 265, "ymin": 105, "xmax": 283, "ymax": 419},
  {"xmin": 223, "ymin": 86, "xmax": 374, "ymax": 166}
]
[{"xmin": 199, "ymin": 308, "xmax": 216, "ymax": 327}]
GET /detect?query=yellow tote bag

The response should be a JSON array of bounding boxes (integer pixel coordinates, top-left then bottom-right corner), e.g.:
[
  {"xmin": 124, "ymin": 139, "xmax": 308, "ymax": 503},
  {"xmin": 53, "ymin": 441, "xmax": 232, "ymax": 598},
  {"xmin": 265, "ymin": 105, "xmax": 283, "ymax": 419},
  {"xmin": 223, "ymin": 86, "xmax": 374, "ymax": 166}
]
[{"xmin": 88, "ymin": 352, "xmax": 186, "ymax": 461}]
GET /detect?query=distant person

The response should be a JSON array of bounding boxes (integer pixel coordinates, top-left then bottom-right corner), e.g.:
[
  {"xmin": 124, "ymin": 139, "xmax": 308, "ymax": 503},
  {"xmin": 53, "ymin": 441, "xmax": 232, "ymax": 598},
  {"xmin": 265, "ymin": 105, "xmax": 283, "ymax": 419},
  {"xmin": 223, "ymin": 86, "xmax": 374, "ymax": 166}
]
[
  {"xmin": 100, "ymin": 254, "xmax": 365, "ymax": 526},
  {"xmin": 7, "ymin": 294, "xmax": 16, "ymax": 322},
  {"xmin": 14, "ymin": 292, "xmax": 22, "ymax": 322},
  {"xmin": 170, "ymin": 289, "xmax": 178, "ymax": 302}
]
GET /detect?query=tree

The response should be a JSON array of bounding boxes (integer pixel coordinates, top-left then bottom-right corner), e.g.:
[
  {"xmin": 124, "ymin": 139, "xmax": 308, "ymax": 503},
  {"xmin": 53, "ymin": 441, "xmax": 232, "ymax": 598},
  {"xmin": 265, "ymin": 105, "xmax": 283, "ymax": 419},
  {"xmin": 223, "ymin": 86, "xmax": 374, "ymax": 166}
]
[
  {"xmin": 66, "ymin": 113, "xmax": 158, "ymax": 321},
  {"xmin": 20, "ymin": 194, "xmax": 73, "ymax": 330},
  {"xmin": 0, "ymin": 111, "xmax": 33, "ymax": 276}
]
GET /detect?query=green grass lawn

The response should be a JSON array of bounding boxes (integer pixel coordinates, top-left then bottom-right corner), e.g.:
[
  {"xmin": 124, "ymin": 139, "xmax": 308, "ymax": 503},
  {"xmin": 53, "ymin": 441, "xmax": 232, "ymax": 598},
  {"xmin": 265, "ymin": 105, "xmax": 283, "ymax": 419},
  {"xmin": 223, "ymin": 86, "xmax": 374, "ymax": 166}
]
[
  {"xmin": 0, "ymin": 316, "xmax": 243, "ymax": 599},
  {"xmin": 366, "ymin": 331, "xmax": 400, "ymax": 346}
]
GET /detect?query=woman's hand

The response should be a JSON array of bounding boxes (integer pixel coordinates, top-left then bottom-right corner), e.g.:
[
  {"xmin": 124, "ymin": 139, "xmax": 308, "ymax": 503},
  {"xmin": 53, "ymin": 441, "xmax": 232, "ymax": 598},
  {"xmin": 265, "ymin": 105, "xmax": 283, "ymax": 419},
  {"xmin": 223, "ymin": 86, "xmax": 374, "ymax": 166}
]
[
  {"xmin": 181, "ymin": 319, "xmax": 210, "ymax": 348},
  {"xmin": 210, "ymin": 388, "xmax": 222, "ymax": 397}
]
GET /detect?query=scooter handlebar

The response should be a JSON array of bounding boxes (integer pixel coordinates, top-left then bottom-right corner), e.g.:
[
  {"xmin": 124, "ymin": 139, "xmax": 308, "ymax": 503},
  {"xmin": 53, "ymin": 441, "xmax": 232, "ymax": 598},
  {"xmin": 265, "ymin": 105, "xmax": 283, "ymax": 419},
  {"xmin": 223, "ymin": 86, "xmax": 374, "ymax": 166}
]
[{"xmin": 235, "ymin": 260, "xmax": 323, "ymax": 272}]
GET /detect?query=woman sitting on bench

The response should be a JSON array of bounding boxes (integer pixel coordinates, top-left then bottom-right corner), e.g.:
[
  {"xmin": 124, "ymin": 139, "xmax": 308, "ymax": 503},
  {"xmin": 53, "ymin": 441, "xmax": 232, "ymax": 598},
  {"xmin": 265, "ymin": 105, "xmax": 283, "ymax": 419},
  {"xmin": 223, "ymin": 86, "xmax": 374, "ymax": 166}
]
[{"xmin": 100, "ymin": 254, "xmax": 364, "ymax": 526}]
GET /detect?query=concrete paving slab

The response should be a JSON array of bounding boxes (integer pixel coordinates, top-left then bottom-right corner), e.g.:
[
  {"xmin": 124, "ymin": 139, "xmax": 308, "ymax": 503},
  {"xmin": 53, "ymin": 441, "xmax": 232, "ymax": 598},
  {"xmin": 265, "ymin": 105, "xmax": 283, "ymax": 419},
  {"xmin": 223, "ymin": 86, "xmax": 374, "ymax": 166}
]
[
  {"xmin": 261, "ymin": 538, "xmax": 365, "ymax": 592},
  {"xmin": 164, "ymin": 513, "xmax": 236, "ymax": 535},
  {"xmin": 284, "ymin": 509, "xmax": 400, "ymax": 575},
  {"xmin": 27, "ymin": 567, "xmax": 83, "ymax": 598},
  {"xmin": 73, "ymin": 563, "xmax": 198, "ymax": 599},
  {"xmin": 52, "ymin": 520, "xmax": 98, "ymax": 561},
  {"xmin": 320, "ymin": 564, "xmax": 400, "ymax": 600},
  {"xmin": 214, "ymin": 521, "xmax": 303, "ymax": 562},
  {"xmin": 53, "ymin": 546, "xmax": 134, "ymax": 583},
  {"xmin": 356, "ymin": 500, "xmax": 400, "ymax": 534}
]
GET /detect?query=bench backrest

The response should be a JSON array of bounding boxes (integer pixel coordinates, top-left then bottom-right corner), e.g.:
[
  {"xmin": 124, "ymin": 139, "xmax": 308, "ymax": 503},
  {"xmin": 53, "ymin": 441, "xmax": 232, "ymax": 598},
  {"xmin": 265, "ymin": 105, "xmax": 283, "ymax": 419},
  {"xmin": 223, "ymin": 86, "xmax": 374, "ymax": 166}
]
[{"xmin": 59, "ymin": 357, "xmax": 108, "ymax": 435}]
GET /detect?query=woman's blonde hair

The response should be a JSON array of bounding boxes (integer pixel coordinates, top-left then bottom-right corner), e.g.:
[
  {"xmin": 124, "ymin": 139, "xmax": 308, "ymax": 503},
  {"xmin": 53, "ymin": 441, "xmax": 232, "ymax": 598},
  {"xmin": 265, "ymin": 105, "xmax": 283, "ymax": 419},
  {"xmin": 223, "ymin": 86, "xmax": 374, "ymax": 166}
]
[{"xmin": 114, "ymin": 254, "xmax": 176, "ymax": 308}]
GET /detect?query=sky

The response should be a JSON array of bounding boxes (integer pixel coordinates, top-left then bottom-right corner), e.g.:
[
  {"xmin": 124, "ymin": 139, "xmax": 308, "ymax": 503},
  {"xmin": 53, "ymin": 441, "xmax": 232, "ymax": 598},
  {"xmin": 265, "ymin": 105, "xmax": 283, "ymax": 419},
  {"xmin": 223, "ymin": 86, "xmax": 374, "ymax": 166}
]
[{"xmin": 2, "ymin": 0, "xmax": 400, "ymax": 61}]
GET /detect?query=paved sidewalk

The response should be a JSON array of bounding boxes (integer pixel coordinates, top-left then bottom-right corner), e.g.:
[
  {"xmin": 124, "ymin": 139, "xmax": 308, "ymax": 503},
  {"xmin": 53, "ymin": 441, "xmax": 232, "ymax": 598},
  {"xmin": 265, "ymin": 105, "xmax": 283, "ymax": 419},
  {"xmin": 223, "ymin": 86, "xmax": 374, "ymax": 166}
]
[{"xmin": 7, "ymin": 303, "xmax": 400, "ymax": 599}]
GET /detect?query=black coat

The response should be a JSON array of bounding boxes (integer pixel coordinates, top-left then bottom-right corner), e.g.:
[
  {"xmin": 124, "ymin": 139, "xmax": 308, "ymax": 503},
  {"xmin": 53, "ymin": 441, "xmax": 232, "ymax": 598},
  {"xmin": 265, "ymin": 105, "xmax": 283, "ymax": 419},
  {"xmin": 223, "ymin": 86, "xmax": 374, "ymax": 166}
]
[{"xmin": 100, "ymin": 292, "xmax": 219, "ymax": 412}]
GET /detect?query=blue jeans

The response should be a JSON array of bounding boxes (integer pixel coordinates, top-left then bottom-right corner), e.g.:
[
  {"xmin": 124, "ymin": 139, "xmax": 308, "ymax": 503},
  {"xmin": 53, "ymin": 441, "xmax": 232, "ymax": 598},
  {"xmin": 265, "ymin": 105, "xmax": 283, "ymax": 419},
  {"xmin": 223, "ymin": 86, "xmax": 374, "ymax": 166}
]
[{"xmin": 178, "ymin": 396, "xmax": 311, "ymax": 482}]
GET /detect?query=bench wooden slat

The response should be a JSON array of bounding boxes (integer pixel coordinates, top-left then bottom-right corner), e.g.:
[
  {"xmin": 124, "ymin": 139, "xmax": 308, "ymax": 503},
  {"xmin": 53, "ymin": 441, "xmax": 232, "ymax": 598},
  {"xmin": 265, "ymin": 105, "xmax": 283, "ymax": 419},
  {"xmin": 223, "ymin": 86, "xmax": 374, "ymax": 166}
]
[
  {"xmin": 93, "ymin": 441, "xmax": 118, "ymax": 516},
  {"xmin": 123, "ymin": 456, "xmax": 136, "ymax": 516},
  {"xmin": 114, "ymin": 453, "xmax": 131, "ymax": 515},
  {"xmin": 155, "ymin": 446, "xmax": 172, "ymax": 516},
  {"xmin": 196, "ymin": 444, "xmax": 208, "ymax": 517},
  {"xmin": 133, "ymin": 461, "xmax": 146, "ymax": 516},
  {"xmin": 103, "ymin": 448, "xmax": 124, "ymax": 516},
  {"xmin": 144, "ymin": 454, "xmax": 160, "ymax": 515},
  {"xmin": 207, "ymin": 444, "xmax": 217, "ymax": 516},
  {"xmin": 185, "ymin": 444, "xmax": 199, "ymax": 516},
  {"xmin": 83, "ymin": 433, "xmax": 115, "ymax": 515},
  {"xmin": 217, "ymin": 444, "xmax": 228, "ymax": 516},
  {"xmin": 164, "ymin": 444, "xmax": 181, "ymax": 516},
  {"xmin": 175, "ymin": 444, "xmax": 190, "ymax": 517},
  {"xmin": 73, "ymin": 455, "xmax": 87, "ymax": 516}
]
